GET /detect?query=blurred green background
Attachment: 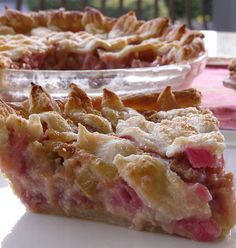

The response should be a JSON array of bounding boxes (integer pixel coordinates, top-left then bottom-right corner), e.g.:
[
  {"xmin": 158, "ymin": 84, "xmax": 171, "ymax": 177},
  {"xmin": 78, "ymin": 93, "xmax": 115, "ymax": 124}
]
[{"xmin": 26, "ymin": 0, "xmax": 212, "ymax": 23}]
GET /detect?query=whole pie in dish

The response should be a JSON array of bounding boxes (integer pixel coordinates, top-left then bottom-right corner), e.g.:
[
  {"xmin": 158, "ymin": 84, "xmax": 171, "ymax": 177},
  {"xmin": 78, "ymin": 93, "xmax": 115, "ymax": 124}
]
[
  {"xmin": 0, "ymin": 84, "xmax": 235, "ymax": 241},
  {"xmin": 0, "ymin": 7, "xmax": 205, "ymax": 70}
]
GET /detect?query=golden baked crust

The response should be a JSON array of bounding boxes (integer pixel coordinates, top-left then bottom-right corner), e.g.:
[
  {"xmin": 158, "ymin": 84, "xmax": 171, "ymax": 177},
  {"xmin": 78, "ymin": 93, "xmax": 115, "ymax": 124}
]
[
  {"xmin": 0, "ymin": 7, "xmax": 205, "ymax": 70},
  {"xmin": 92, "ymin": 86, "xmax": 202, "ymax": 112},
  {"xmin": 0, "ymin": 85, "xmax": 235, "ymax": 241}
]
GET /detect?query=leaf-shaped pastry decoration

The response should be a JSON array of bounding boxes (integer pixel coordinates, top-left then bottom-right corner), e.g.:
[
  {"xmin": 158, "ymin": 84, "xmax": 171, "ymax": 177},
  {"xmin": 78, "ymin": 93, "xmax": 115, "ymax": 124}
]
[
  {"xmin": 82, "ymin": 7, "xmax": 106, "ymax": 34},
  {"xmin": 156, "ymin": 86, "xmax": 178, "ymax": 111},
  {"xmin": 180, "ymin": 31, "xmax": 204, "ymax": 46},
  {"xmin": 30, "ymin": 10, "xmax": 49, "ymax": 27},
  {"xmin": 64, "ymin": 84, "xmax": 112, "ymax": 133},
  {"xmin": 108, "ymin": 11, "xmax": 140, "ymax": 39},
  {"xmin": 164, "ymin": 24, "xmax": 186, "ymax": 42},
  {"xmin": 4, "ymin": 8, "xmax": 36, "ymax": 33},
  {"xmin": 29, "ymin": 83, "xmax": 61, "ymax": 114},
  {"xmin": 67, "ymin": 83, "xmax": 95, "ymax": 113},
  {"xmin": 102, "ymin": 88, "xmax": 124, "ymax": 111},
  {"xmin": 101, "ymin": 88, "xmax": 141, "ymax": 129},
  {"xmin": 135, "ymin": 17, "xmax": 169, "ymax": 39},
  {"xmin": 0, "ymin": 99, "xmax": 16, "ymax": 117},
  {"xmin": 47, "ymin": 9, "xmax": 83, "ymax": 32}
]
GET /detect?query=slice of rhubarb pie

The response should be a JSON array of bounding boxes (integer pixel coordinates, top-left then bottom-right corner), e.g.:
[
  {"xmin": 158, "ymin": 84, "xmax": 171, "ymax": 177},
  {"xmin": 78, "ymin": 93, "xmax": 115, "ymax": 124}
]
[{"xmin": 0, "ymin": 84, "xmax": 235, "ymax": 241}]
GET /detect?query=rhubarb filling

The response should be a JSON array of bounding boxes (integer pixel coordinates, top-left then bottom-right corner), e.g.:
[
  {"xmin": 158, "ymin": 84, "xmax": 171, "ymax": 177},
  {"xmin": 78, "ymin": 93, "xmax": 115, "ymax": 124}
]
[
  {"xmin": 2, "ymin": 135, "xmax": 220, "ymax": 242},
  {"xmin": 8, "ymin": 48, "xmax": 167, "ymax": 71}
]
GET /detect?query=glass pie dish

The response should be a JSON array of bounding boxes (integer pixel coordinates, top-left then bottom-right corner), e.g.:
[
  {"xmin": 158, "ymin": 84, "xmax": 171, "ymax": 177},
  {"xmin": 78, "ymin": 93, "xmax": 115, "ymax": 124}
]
[{"xmin": 0, "ymin": 53, "xmax": 207, "ymax": 102}]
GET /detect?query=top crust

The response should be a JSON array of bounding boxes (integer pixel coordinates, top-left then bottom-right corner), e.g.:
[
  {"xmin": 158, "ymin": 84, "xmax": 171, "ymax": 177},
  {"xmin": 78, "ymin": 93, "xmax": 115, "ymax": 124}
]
[
  {"xmin": 0, "ymin": 7, "xmax": 205, "ymax": 70},
  {"xmin": 18, "ymin": 85, "xmax": 201, "ymax": 115},
  {"xmin": 92, "ymin": 86, "xmax": 202, "ymax": 112}
]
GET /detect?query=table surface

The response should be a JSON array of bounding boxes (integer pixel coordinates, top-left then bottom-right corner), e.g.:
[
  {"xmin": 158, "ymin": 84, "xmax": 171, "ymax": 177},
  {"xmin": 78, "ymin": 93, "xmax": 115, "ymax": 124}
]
[
  {"xmin": 191, "ymin": 30, "xmax": 236, "ymax": 129},
  {"xmin": 192, "ymin": 67, "xmax": 236, "ymax": 129}
]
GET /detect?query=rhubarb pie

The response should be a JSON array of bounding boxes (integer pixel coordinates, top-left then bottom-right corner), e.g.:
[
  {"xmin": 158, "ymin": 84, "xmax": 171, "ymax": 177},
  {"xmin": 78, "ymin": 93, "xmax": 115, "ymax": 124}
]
[
  {"xmin": 0, "ymin": 7, "xmax": 205, "ymax": 70},
  {"xmin": 0, "ymin": 84, "xmax": 235, "ymax": 241}
]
